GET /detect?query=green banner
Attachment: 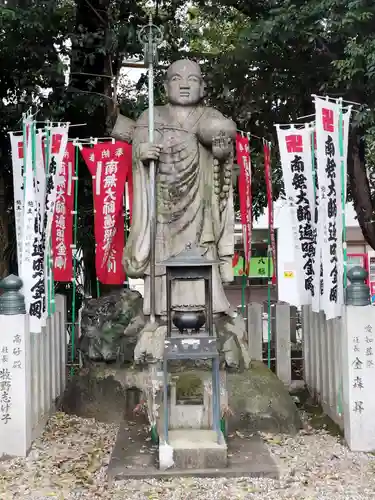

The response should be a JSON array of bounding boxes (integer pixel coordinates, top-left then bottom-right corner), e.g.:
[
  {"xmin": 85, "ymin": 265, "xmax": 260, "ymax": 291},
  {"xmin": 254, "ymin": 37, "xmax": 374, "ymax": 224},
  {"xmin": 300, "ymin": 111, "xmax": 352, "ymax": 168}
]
[{"xmin": 233, "ymin": 256, "xmax": 274, "ymax": 278}]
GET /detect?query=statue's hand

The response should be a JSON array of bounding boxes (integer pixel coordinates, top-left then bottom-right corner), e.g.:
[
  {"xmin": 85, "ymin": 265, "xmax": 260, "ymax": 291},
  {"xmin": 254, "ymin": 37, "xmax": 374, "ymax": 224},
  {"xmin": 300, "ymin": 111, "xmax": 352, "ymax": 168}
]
[
  {"xmin": 212, "ymin": 134, "xmax": 233, "ymax": 161},
  {"xmin": 139, "ymin": 142, "xmax": 163, "ymax": 164}
]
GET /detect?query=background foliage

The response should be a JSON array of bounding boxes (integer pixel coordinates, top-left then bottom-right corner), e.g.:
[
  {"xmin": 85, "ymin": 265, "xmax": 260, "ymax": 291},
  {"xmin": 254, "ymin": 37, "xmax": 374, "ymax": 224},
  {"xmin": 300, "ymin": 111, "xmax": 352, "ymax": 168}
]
[{"xmin": 1, "ymin": 0, "xmax": 375, "ymax": 300}]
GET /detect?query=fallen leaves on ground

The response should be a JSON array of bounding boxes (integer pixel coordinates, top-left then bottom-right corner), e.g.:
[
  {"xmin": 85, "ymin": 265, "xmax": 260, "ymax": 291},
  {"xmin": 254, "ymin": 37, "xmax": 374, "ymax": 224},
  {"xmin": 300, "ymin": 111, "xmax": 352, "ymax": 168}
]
[{"xmin": 0, "ymin": 412, "xmax": 375, "ymax": 499}]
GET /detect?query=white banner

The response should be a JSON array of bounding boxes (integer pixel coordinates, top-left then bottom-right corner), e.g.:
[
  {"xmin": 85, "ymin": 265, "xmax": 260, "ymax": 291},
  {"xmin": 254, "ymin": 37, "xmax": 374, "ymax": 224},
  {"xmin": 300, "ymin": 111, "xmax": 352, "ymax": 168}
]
[
  {"xmin": 43, "ymin": 125, "xmax": 70, "ymax": 242},
  {"xmin": 276, "ymin": 124, "xmax": 317, "ymax": 306},
  {"xmin": 43, "ymin": 125, "xmax": 69, "ymax": 312},
  {"xmin": 314, "ymin": 97, "xmax": 351, "ymax": 320},
  {"xmin": 20, "ymin": 122, "xmax": 46, "ymax": 332},
  {"xmin": 9, "ymin": 133, "xmax": 25, "ymax": 271},
  {"xmin": 34, "ymin": 130, "xmax": 48, "ymax": 327},
  {"xmin": 14, "ymin": 121, "xmax": 70, "ymax": 332}
]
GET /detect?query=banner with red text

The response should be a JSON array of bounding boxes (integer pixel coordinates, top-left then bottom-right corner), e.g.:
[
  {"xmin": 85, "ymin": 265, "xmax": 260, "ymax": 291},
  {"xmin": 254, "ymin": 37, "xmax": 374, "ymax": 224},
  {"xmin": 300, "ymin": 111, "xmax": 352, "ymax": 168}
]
[
  {"xmin": 264, "ymin": 142, "xmax": 277, "ymax": 285},
  {"xmin": 43, "ymin": 125, "xmax": 70, "ymax": 256},
  {"xmin": 236, "ymin": 134, "xmax": 252, "ymax": 274},
  {"xmin": 276, "ymin": 124, "xmax": 317, "ymax": 306},
  {"xmin": 314, "ymin": 97, "xmax": 351, "ymax": 319},
  {"xmin": 51, "ymin": 142, "xmax": 75, "ymax": 282},
  {"xmin": 81, "ymin": 141, "xmax": 131, "ymax": 284},
  {"xmin": 41, "ymin": 125, "xmax": 69, "ymax": 313}
]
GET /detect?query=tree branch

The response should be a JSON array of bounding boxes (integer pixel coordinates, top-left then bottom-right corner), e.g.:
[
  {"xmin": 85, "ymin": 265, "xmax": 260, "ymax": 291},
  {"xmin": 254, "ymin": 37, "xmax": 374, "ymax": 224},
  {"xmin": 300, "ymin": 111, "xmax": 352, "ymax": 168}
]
[
  {"xmin": 66, "ymin": 86, "xmax": 114, "ymax": 101},
  {"xmin": 83, "ymin": 0, "xmax": 106, "ymax": 25},
  {"xmin": 196, "ymin": 0, "xmax": 266, "ymax": 19},
  {"xmin": 70, "ymin": 72, "xmax": 113, "ymax": 79}
]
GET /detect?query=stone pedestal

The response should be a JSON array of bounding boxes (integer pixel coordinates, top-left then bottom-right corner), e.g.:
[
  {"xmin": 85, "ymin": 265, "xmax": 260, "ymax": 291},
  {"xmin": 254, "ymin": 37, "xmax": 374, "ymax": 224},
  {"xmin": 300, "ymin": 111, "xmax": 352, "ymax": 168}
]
[
  {"xmin": 0, "ymin": 314, "xmax": 31, "ymax": 457},
  {"xmin": 160, "ymin": 429, "xmax": 227, "ymax": 470},
  {"xmin": 343, "ymin": 305, "xmax": 375, "ymax": 451}
]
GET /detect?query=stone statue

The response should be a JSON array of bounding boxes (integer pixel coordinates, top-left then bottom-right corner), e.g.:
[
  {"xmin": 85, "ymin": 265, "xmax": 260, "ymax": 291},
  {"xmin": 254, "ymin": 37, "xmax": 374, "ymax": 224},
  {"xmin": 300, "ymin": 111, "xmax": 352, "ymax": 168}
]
[
  {"xmin": 117, "ymin": 59, "xmax": 236, "ymax": 319},
  {"xmin": 73, "ymin": 61, "xmax": 300, "ymax": 450},
  {"xmin": 78, "ymin": 59, "xmax": 249, "ymax": 370}
]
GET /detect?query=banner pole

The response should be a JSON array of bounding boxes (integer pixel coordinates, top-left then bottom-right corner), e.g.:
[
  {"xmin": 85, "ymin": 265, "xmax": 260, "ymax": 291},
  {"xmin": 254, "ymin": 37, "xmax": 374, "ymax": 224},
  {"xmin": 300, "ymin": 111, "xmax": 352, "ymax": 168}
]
[
  {"xmin": 44, "ymin": 124, "xmax": 52, "ymax": 316},
  {"xmin": 264, "ymin": 139, "xmax": 272, "ymax": 369},
  {"xmin": 267, "ymin": 238, "xmax": 272, "ymax": 369},
  {"xmin": 123, "ymin": 189, "xmax": 128, "ymax": 289},
  {"xmin": 338, "ymin": 100, "xmax": 346, "ymax": 417},
  {"xmin": 241, "ymin": 262, "xmax": 246, "ymax": 316},
  {"xmin": 339, "ymin": 101, "xmax": 347, "ymax": 290},
  {"xmin": 70, "ymin": 143, "xmax": 79, "ymax": 376},
  {"xmin": 48, "ymin": 125, "xmax": 55, "ymax": 314},
  {"xmin": 311, "ymin": 130, "xmax": 316, "ymax": 201},
  {"xmin": 88, "ymin": 142, "xmax": 100, "ymax": 298},
  {"xmin": 22, "ymin": 116, "xmax": 27, "ymax": 206},
  {"xmin": 19, "ymin": 116, "xmax": 28, "ymax": 274}
]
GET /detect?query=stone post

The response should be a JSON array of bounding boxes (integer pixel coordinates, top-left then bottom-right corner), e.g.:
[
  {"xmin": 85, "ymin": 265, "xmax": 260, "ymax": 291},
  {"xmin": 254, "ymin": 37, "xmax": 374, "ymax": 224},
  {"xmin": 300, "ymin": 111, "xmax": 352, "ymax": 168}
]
[
  {"xmin": 342, "ymin": 266, "xmax": 375, "ymax": 451},
  {"xmin": 0, "ymin": 275, "xmax": 32, "ymax": 457},
  {"xmin": 346, "ymin": 266, "xmax": 370, "ymax": 306}
]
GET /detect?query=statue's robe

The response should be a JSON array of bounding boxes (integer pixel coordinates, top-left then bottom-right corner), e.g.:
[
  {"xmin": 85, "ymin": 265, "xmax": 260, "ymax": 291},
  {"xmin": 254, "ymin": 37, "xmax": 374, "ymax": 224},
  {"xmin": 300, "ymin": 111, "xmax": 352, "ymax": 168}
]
[{"xmin": 124, "ymin": 104, "xmax": 234, "ymax": 317}]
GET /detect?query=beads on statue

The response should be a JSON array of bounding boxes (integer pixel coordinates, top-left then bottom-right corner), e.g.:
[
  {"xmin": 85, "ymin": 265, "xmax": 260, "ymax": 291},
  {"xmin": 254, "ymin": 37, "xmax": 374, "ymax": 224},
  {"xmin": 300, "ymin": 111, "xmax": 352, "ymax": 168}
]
[
  {"xmin": 213, "ymin": 158, "xmax": 221, "ymax": 196},
  {"xmin": 213, "ymin": 155, "xmax": 232, "ymax": 213}
]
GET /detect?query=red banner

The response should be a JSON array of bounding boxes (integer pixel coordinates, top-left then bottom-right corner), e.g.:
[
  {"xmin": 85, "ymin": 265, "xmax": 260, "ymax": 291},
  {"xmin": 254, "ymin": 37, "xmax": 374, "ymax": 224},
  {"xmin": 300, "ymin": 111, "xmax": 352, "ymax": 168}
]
[
  {"xmin": 81, "ymin": 141, "xmax": 131, "ymax": 285},
  {"xmin": 51, "ymin": 142, "xmax": 75, "ymax": 282},
  {"xmin": 264, "ymin": 142, "xmax": 277, "ymax": 285},
  {"xmin": 236, "ymin": 134, "xmax": 252, "ymax": 275}
]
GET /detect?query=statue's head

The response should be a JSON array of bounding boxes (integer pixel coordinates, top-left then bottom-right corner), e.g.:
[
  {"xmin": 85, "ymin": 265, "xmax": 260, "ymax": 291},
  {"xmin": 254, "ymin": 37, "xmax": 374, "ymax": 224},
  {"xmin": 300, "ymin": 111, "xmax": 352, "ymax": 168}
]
[{"xmin": 164, "ymin": 59, "xmax": 205, "ymax": 106}]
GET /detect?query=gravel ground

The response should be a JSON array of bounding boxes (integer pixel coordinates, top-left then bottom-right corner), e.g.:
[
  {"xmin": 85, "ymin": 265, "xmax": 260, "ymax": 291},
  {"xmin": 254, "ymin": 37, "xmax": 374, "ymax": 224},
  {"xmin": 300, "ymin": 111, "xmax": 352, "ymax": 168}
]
[{"xmin": 0, "ymin": 412, "xmax": 375, "ymax": 499}]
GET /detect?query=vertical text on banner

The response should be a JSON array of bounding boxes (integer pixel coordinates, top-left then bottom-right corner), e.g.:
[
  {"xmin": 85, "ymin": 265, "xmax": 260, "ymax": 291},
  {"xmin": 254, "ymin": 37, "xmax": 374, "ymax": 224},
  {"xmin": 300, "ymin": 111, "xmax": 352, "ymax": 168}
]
[
  {"xmin": 21, "ymin": 125, "xmax": 46, "ymax": 332},
  {"xmin": 43, "ymin": 126, "xmax": 70, "ymax": 295},
  {"xmin": 80, "ymin": 141, "xmax": 131, "ymax": 285},
  {"xmin": 52, "ymin": 142, "xmax": 75, "ymax": 282},
  {"xmin": 236, "ymin": 134, "xmax": 252, "ymax": 274},
  {"xmin": 314, "ymin": 97, "xmax": 348, "ymax": 319},
  {"xmin": 276, "ymin": 124, "xmax": 317, "ymax": 306}
]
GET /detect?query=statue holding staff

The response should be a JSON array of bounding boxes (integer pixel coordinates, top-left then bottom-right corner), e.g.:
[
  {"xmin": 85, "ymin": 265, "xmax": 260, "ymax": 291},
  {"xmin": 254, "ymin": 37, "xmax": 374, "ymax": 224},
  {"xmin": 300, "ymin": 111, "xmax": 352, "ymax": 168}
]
[
  {"xmin": 112, "ymin": 57, "xmax": 249, "ymax": 368},
  {"xmin": 115, "ymin": 59, "xmax": 236, "ymax": 318}
]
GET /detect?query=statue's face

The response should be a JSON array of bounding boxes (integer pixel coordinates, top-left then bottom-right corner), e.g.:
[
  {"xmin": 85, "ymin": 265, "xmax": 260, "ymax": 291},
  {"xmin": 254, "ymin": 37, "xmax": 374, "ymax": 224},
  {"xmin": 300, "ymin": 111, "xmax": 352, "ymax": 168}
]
[{"xmin": 165, "ymin": 60, "xmax": 204, "ymax": 106}]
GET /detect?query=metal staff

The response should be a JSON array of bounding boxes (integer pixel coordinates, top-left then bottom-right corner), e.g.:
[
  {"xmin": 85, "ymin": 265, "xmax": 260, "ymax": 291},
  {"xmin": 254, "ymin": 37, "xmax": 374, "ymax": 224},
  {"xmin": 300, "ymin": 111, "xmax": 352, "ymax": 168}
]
[{"xmin": 138, "ymin": 16, "xmax": 163, "ymax": 324}]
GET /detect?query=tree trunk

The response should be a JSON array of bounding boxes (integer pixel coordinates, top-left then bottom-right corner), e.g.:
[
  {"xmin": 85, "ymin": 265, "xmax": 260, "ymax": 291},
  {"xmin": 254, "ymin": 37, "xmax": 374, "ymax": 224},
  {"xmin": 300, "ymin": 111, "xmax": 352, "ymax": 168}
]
[
  {"xmin": 348, "ymin": 131, "xmax": 375, "ymax": 250},
  {"xmin": 67, "ymin": 0, "xmax": 118, "ymax": 294},
  {"xmin": 67, "ymin": 0, "xmax": 114, "ymax": 138}
]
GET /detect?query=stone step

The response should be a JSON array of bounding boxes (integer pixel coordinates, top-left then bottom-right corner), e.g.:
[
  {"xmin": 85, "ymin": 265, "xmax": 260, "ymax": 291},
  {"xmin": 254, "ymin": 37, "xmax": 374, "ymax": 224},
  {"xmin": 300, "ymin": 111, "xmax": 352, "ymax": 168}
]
[{"xmin": 160, "ymin": 429, "xmax": 227, "ymax": 470}]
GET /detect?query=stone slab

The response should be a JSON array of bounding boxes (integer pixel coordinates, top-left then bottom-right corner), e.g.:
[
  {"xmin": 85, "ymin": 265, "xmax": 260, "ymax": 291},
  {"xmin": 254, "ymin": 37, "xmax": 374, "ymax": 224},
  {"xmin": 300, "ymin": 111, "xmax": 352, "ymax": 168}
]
[
  {"xmin": 108, "ymin": 421, "xmax": 279, "ymax": 482},
  {"xmin": 165, "ymin": 429, "xmax": 227, "ymax": 469}
]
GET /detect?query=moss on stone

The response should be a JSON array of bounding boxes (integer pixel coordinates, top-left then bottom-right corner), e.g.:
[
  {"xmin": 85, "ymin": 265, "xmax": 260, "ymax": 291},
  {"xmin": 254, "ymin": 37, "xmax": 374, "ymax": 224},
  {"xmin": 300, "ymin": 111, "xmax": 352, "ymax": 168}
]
[
  {"xmin": 174, "ymin": 372, "xmax": 204, "ymax": 399},
  {"xmin": 292, "ymin": 388, "xmax": 343, "ymax": 437},
  {"xmin": 227, "ymin": 360, "xmax": 302, "ymax": 434},
  {"xmin": 63, "ymin": 363, "xmax": 301, "ymax": 434}
]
